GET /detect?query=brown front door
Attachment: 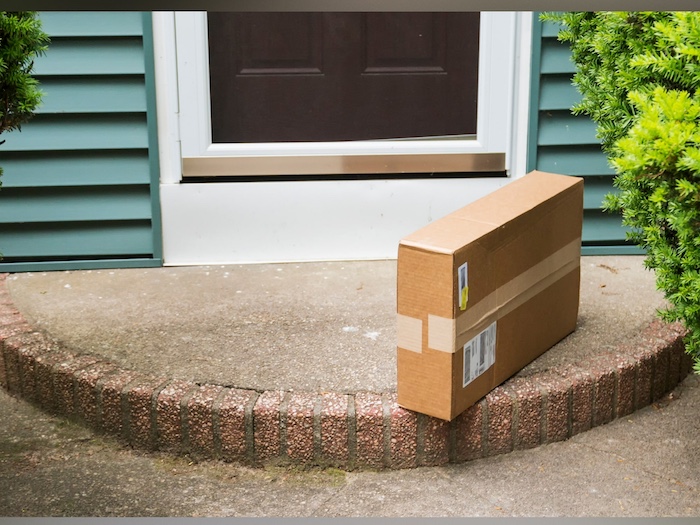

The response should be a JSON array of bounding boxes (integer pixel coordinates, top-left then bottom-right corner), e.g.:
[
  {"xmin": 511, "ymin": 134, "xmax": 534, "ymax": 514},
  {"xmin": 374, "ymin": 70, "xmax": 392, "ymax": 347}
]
[{"xmin": 207, "ymin": 12, "xmax": 480, "ymax": 143}]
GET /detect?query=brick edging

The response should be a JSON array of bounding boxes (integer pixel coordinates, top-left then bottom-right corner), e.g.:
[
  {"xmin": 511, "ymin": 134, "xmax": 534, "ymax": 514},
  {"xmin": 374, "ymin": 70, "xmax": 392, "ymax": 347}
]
[{"xmin": 0, "ymin": 273, "xmax": 693, "ymax": 469}]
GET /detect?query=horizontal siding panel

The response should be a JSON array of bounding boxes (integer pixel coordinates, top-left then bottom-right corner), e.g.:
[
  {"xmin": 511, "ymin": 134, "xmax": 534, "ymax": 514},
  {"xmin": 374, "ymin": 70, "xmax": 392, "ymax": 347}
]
[
  {"xmin": 582, "ymin": 210, "xmax": 629, "ymax": 243},
  {"xmin": 583, "ymin": 176, "xmax": 619, "ymax": 210},
  {"xmin": 538, "ymin": 111, "xmax": 599, "ymax": 146},
  {"xmin": 582, "ymin": 245, "xmax": 643, "ymax": 255},
  {"xmin": 0, "ymin": 12, "xmax": 161, "ymax": 271},
  {"xmin": 0, "ymin": 114, "xmax": 148, "ymax": 151},
  {"xmin": 40, "ymin": 12, "xmax": 144, "ymax": 37},
  {"xmin": 0, "ymin": 221, "xmax": 154, "ymax": 258},
  {"xmin": 0, "ymin": 151, "xmax": 151, "ymax": 188},
  {"xmin": 541, "ymin": 20, "xmax": 563, "ymax": 38},
  {"xmin": 540, "ymin": 39, "xmax": 576, "ymax": 75},
  {"xmin": 0, "ymin": 187, "xmax": 152, "ymax": 223},
  {"xmin": 539, "ymin": 75, "xmax": 579, "ymax": 111},
  {"xmin": 33, "ymin": 38, "xmax": 145, "ymax": 76},
  {"xmin": 532, "ymin": 15, "xmax": 627, "ymax": 253},
  {"xmin": 35, "ymin": 76, "xmax": 147, "ymax": 114},
  {"xmin": 537, "ymin": 145, "xmax": 614, "ymax": 176},
  {"xmin": 0, "ymin": 259, "xmax": 162, "ymax": 273}
]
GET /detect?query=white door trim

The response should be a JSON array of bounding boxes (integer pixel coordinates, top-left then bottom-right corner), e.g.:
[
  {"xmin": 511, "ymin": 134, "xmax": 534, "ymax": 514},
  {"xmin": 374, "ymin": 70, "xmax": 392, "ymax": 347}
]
[
  {"xmin": 174, "ymin": 12, "xmax": 519, "ymax": 165},
  {"xmin": 151, "ymin": 11, "xmax": 535, "ymax": 265}
]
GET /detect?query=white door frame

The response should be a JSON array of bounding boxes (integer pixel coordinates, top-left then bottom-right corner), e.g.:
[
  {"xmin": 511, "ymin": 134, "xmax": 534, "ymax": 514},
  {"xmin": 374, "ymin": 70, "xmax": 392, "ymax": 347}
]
[{"xmin": 152, "ymin": 11, "xmax": 534, "ymax": 265}]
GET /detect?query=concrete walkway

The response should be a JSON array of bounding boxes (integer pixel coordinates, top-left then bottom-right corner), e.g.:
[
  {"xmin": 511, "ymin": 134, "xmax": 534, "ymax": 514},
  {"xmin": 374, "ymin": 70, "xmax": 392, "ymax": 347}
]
[
  {"xmin": 1, "ymin": 375, "xmax": 697, "ymax": 516},
  {"xmin": 0, "ymin": 256, "xmax": 695, "ymax": 472}
]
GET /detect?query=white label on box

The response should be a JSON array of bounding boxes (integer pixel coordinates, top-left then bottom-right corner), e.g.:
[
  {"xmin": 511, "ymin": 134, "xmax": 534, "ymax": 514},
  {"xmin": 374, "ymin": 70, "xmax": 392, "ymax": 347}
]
[
  {"xmin": 463, "ymin": 321, "xmax": 496, "ymax": 388},
  {"xmin": 458, "ymin": 262, "xmax": 468, "ymax": 311}
]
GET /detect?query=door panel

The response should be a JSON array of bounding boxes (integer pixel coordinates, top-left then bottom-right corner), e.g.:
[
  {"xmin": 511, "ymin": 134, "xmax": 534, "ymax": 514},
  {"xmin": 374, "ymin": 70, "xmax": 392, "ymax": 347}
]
[
  {"xmin": 363, "ymin": 13, "xmax": 446, "ymax": 74},
  {"xmin": 207, "ymin": 12, "xmax": 480, "ymax": 143},
  {"xmin": 234, "ymin": 13, "xmax": 324, "ymax": 75}
]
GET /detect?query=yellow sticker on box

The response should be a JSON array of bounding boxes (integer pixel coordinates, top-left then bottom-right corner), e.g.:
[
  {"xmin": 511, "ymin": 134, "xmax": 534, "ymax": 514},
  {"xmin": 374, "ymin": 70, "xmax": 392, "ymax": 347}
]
[{"xmin": 458, "ymin": 262, "xmax": 468, "ymax": 311}]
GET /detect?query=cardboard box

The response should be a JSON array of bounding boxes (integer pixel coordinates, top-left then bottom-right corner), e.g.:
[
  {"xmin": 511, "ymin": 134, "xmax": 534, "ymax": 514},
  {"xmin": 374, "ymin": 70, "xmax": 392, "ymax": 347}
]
[{"xmin": 396, "ymin": 171, "xmax": 583, "ymax": 420}]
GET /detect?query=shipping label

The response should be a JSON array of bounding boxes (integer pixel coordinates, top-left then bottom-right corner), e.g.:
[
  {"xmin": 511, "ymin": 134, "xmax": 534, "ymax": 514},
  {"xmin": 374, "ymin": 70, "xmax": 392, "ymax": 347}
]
[{"xmin": 463, "ymin": 321, "xmax": 496, "ymax": 387}]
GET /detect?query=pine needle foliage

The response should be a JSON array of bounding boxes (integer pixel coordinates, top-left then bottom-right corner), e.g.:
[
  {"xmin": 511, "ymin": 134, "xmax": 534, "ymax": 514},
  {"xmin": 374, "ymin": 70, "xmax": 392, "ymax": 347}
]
[
  {"xmin": 0, "ymin": 11, "xmax": 49, "ymax": 183},
  {"xmin": 543, "ymin": 12, "xmax": 700, "ymax": 372}
]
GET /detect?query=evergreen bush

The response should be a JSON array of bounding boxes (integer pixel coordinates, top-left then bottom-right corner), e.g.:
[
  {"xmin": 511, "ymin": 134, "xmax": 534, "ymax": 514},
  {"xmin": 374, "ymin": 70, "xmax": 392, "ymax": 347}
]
[
  {"xmin": 543, "ymin": 11, "xmax": 700, "ymax": 372},
  {"xmin": 0, "ymin": 11, "xmax": 49, "ymax": 183}
]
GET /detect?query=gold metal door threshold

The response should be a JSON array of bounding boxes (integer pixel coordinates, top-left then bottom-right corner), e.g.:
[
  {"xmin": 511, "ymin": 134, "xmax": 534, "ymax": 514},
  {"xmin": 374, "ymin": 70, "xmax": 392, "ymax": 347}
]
[{"xmin": 182, "ymin": 152, "xmax": 505, "ymax": 178}]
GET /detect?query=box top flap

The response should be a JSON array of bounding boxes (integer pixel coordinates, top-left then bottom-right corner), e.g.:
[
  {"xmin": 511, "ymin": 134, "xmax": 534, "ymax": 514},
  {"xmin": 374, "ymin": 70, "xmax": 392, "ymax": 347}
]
[{"xmin": 399, "ymin": 171, "xmax": 583, "ymax": 255}]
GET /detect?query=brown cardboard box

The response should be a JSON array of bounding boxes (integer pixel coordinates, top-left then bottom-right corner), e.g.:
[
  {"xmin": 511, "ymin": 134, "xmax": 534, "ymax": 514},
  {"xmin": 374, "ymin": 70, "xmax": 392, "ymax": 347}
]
[{"xmin": 396, "ymin": 171, "xmax": 584, "ymax": 420}]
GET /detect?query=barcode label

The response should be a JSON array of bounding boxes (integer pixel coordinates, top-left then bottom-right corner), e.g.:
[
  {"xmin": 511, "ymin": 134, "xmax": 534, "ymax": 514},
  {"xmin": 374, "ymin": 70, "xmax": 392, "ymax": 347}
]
[{"xmin": 463, "ymin": 321, "xmax": 497, "ymax": 388}]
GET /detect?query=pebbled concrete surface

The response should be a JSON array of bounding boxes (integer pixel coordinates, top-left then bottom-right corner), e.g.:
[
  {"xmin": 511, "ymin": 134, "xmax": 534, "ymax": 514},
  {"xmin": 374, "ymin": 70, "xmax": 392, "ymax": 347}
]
[
  {"xmin": 6, "ymin": 261, "xmax": 396, "ymax": 393},
  {"xmin": 1, "ymin": 374, "xmax": 697, "ymax": 517},
  {"xmin": 5, "ymin": 256, "xmax": 666, "ymax": 392}
]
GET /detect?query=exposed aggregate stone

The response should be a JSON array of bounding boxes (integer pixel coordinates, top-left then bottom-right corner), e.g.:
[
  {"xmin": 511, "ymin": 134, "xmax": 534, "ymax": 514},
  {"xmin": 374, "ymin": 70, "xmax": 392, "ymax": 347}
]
[
  {"xmin": 452, "ymin": 400, "xmax": 484, "ymax": 461},
  {"xmin": 74, "ymin": 361, "xmax": 119, "ymax": 426},
  {"xmin": 320, "ymin": 392, "xmax": 350, "ymax": 465},
  {"xmin": 187, "ymin": 384, "xmax": 226, "ymax": 457},
  {"xmin": 507, "ymin": 379, "xmax": 542, "ymax": 449},
  {"xmin": 253, "ymin": 390, "xmax": 284, "ymax": 462},
  {"xmin": 420, "ymin": 414, "xmax": 450, "ymax": 466},
  {"xmin": 486, "ymin": 388, "xmax": 514, "ymax": 456},
  {"xmin": 387, "ymin": 393, "xmax": 418, "ymax": 469},
  {"xmin": 285, "ymin": 392, "xmax": 316, "ymax": 462},
  {"xmin": 156, "ymin": 379, "xmax": 197, "ymax": 453},
  {"xmin": 53, "ymin": 354, "xmax": 100, "ymax": 417},
  {"xmin": 218, "ymin": 387, "xmax": 257, "ymax": 461},
  {"xmin": 355, "ymin": 392, "xmax": 385, "ymax": 468}
]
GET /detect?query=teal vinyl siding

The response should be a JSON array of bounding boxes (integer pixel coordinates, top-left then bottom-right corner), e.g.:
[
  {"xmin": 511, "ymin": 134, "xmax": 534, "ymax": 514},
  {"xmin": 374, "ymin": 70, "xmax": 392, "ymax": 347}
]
[
  {"xmin": 528, "ymin": 16, "xmax": 640, "ymax": 255},
  {"xmin": 33, "ymin": 38, "xmax": 147, "ymax": 76},
  {"xmin": 2, "ymin": 223, "xmax": 155, "ymax": 259},
  {"xmin": 2, "ymin": 115, "xmax": 149, "ymax": 151},
  {"xmin": 37, "ymin": 11, "xmax": 145, "ymax": 37},
  {"xmin": 0, "ymin": 187, "xmax": 153, "ymax": 223},
  {"xmin": 36, "ymin": 77, "xmax": 148, "ymax": 114},
  {"xmin": 0, "ymin": 152, "xmax": 151, "ymax": 187},
  {"xmin": 0, "ymin": 12, "xmax": 162, "ymax": 271}
]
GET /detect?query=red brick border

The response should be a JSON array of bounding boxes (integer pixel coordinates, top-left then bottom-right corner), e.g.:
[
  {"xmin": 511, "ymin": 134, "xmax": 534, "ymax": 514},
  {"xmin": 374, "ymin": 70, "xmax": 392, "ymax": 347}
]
[
  {"xmin": 0, "ymin": 273, "xmax": 694, "ymax": 469},
  {"xmin": 355, "ymin": 392, "xmax": 385, "ymax": 468},
  {"xmin": 187, "ymin": 384, "xmax": 226, "ymax": 458},
  {"xmin": 320, "ymin": 392, "xmax": 350, "ymax": 466},
  {"xmin": 253, "ymin": 390, "xmax": 284, "ymax": 462},
  {"xmin": 451, "ymin": 400, "xmax": 484, "ymax": 461},
  {"xmin": 387, "ymin": 393, "xmax": 418, "ymax": 469},
  {"xmin": 155, "ymin": 379, "xmax": 195, "ymax": 453},
  {"xmin": 285, "ymin": 392, "xmax": 316, "ymax": 462},
  {"xmin": 217, "ymin": 387, "xmax": 256, "ymax": 462}
]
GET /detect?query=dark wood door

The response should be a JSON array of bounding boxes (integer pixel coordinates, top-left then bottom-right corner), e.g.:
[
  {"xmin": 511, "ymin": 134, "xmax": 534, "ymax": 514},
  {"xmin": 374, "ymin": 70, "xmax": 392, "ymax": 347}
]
[{"xmin": 207, "ymin": 13, "xmax": 480, "ymax": 143}]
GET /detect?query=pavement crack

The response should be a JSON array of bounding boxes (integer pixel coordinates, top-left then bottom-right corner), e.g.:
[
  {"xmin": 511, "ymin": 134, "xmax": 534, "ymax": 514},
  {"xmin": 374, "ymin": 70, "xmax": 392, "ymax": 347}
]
[
  {"xmin": 308, "ymin": 475, "xmax": 352, "ymax": 517},
  {"xmin": 573, "ymin": 441, "xmax": 628, "ymax": 461}
]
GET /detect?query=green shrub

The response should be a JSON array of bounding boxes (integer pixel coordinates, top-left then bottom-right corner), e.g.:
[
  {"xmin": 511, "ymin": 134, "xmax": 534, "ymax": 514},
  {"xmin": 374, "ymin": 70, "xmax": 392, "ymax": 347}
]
[
  {"xmin": 543, "ymin": 11, "xmax": 700, "ymax": 372},
  {"xmin": 544, "ymin": 12, "xmax": 673, "ymax": 150},
  {"xmin": 0, "ymin": 11, "xmax": 49, "ymax": 183}
]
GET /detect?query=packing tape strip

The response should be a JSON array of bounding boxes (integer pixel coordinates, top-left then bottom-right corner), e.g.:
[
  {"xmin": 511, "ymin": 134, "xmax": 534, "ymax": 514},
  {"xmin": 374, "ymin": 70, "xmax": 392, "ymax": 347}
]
[
  {"xmin": 396, "ymin": 314, "xmax": 423, "ymax": 353},
  {"xmin": 426, "ymin": 238, "xmax": 581, "ymax": 353}
]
